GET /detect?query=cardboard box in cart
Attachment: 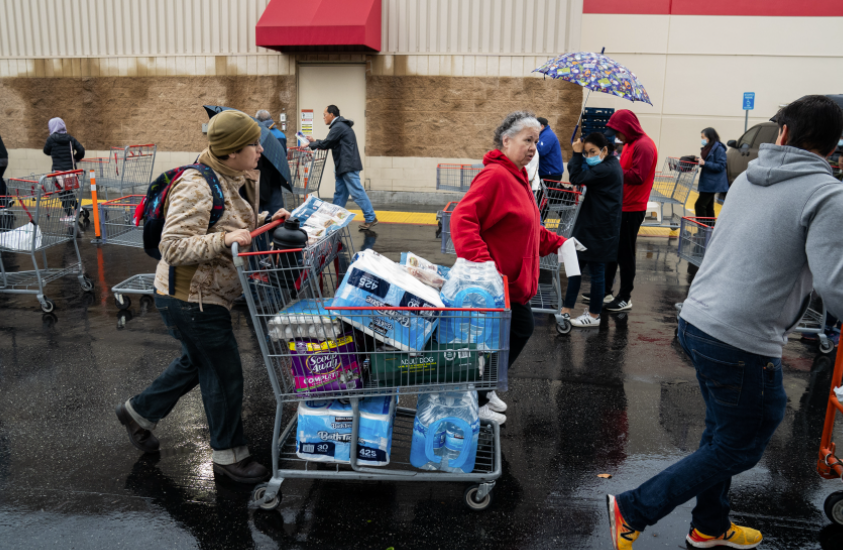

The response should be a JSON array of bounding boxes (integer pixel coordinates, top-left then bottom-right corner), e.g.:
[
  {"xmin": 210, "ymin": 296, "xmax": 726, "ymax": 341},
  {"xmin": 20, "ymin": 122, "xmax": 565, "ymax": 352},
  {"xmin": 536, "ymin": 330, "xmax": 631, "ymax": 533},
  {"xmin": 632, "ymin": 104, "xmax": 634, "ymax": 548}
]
[{"xmin": 369, "ymin": 341, "xmax": 487, "ymax": 387}]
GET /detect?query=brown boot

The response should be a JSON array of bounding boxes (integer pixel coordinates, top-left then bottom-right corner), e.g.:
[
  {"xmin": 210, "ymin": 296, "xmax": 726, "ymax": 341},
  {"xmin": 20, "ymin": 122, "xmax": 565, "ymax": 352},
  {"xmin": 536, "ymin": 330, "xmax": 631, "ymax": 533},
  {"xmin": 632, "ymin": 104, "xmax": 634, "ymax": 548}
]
[
  {"xmin": 213, "ymin": 456, "xmax": 269, "ymax": 484},
  {"xmin": 116, "ymin": 402, "xmax": 160, "ymax": 453}
]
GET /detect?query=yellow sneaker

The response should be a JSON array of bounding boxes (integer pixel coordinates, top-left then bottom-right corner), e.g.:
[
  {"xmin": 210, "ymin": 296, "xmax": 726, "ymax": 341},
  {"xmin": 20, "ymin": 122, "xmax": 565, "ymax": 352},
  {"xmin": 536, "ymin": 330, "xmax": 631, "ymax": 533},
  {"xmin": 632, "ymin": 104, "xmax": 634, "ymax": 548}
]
[
  {"xmin": 607, "ymin": 494, "xmax": 640, "ymax": 550},
  {"xmin": 686, "ymin": 522, "xmax": 763, "ymax": 549}
]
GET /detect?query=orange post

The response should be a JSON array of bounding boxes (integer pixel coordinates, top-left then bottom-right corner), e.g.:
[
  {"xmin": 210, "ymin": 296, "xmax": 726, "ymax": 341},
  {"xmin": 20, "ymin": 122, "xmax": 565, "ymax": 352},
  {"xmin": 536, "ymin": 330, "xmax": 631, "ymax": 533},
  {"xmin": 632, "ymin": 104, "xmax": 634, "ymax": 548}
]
[
  {"xmin": 817, "ymin": 345, "xmax": 843, "ymax": 480},
  {"xmin": 90, "ymin": 169, "xmax": 103, "ymax": 242}
]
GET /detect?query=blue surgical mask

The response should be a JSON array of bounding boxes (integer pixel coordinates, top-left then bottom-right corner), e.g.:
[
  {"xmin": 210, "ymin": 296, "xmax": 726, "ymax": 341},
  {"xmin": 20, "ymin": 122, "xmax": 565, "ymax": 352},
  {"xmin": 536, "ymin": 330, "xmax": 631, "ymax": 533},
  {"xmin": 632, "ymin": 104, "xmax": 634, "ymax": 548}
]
[
  {"xmin": 701, "ymin": 139, "xmax": 709, "ymax": 146},
  {"xmin": 584, "ymin": 155, "xmax": 602, "ymax": 167}
]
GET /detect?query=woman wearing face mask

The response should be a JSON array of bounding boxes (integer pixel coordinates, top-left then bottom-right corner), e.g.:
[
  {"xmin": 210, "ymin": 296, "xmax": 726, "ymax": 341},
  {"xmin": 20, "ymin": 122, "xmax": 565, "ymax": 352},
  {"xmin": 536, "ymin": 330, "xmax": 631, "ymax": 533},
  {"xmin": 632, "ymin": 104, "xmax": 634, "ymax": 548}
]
[
  {"xmin": 695, "ymin": 128, "xmax": 728, "ymax": 218},
  {"xmin": 560, "ymin": 133, "xmax": 623, "ymax": 328},
  {"xmin": 451, "ymin": 111, "xmax": 567, "ymax": 424}
]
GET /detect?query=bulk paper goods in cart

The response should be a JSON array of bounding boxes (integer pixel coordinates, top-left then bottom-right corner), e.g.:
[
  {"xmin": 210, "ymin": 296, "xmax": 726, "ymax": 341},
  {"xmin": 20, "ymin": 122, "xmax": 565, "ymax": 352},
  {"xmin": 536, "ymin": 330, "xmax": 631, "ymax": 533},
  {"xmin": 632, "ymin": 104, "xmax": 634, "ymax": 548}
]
[{"xmin": 232, "ymin": 222, "xmax": 512, "ymax": 512}]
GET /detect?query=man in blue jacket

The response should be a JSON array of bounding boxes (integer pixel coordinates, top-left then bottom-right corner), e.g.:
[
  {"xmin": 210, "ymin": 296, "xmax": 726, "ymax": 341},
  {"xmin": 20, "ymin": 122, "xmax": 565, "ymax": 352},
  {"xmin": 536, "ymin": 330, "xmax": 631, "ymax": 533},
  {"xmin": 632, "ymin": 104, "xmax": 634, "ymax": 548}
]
[{"xmin": 536, "ymin": 117, "xmax": 564, "ymax": 181}]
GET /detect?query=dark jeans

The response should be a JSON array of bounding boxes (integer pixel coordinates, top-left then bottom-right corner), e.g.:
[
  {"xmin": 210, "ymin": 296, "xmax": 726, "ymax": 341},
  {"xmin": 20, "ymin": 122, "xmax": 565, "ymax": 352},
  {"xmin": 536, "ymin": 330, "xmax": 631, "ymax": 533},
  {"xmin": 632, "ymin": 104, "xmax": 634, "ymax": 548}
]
[
  {"xmin": 694, "ymin": 192, "xmax": 716, "ymax": 219},
  {"xmin": 131, "ymin": 295, "xmax": 248, "ymax": 451},
  {"xmin": 563, "ymin": 261, "xmax": 605, "ymax": 315},
  {"xmin": 605, "ymin": 210, "xmax": 646, "ymax": 302},
  {"xmin": 479, "ymin": 301, "xmax": 534, "ymax": 406},
  {"xmin": 617, "ymin": 318, "xmax": 787, "ymax": 536}
]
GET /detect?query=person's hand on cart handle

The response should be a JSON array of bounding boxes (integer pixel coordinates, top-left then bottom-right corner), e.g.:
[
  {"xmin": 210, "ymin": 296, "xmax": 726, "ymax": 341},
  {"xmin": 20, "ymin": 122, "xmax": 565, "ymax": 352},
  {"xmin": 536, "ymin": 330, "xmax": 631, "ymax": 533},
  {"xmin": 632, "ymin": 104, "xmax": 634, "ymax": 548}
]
[
  {"xmin": 572, "ymin": 138, "xmax": 584, "ymax": 153},
  {"xmin": 696, "ymin": 156, "xmax": 706, "ymax": 166},
  {"xmin": 271, "ymin": 208, "xmax": 291, "ymax": 222},
  {"xmin": 224, "ymin": 229, "xmax": 252, "ymax": 248}
]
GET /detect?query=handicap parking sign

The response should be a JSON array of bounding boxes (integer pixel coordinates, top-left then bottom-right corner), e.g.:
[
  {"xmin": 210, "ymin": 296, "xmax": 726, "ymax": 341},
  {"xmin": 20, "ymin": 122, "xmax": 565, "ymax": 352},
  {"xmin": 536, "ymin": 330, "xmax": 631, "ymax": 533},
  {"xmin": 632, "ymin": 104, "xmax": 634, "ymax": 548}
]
[{"xmin": 743, "ymin": 92, "xmax": 755, "ymax": 111}]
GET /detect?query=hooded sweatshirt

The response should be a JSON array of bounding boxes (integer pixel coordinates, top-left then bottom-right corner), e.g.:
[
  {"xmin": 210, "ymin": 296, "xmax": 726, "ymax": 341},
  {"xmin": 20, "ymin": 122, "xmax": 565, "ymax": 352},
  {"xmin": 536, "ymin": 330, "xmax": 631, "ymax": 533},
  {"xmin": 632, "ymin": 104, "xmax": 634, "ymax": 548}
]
[
  {"xmin": 451, "ymin": 149, "xmax": 566, "ymax": 305},
  {"xmin": 679, "ymin": 144, "xmax": 843, "ymax": 357},
  {"xmin": 606, "ymin": 110, "xmax": 657, "ymax": 211}
]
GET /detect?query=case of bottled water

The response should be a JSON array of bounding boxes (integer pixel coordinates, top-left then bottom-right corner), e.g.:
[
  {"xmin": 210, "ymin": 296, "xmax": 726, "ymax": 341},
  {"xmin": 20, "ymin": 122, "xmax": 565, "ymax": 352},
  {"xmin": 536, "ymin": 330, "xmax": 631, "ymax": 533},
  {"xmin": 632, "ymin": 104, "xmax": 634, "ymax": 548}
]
[
  {"xmin": 439, "ymin": 259, "xmax": 505, "ymax": 350},
  {"xmin": 410, "ymin": 391, "xmax": 480, "ymax": 474}
]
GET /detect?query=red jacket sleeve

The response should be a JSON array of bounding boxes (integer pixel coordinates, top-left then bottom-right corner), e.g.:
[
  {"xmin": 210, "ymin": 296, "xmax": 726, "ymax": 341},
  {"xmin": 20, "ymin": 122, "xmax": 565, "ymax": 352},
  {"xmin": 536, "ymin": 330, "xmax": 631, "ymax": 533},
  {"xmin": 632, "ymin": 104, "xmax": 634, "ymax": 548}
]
[
  {"xmin": 539, "ymin": 227, "xmax": 566, "ymax": 257},
  {"xmin": 450, "ymin": 170, "xmax": 505, "ymax": 263},
  {"xmin": 623, "ymin": 138, "xmax": 656, "ymax": 186}
]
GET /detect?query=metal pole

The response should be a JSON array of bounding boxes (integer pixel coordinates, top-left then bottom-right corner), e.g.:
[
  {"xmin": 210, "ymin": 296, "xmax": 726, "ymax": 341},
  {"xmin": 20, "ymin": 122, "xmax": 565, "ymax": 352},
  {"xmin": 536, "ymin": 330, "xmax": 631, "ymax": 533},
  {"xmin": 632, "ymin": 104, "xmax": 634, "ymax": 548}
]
[
  {"xmin": 744, "ymin": 110, "xmax": 748, "ymax": 133},
  {"xmin": 90, "ymin": 169, "xmax": 103, "ymax": 244}
]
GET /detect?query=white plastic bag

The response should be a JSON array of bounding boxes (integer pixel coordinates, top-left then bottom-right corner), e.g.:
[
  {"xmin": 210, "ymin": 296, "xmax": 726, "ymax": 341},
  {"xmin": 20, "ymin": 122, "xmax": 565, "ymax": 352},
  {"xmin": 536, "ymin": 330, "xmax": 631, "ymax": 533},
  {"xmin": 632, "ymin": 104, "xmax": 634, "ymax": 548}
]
[{"xmin": 0, "ymin": 222, "xmax": 41, "ymax": 251}]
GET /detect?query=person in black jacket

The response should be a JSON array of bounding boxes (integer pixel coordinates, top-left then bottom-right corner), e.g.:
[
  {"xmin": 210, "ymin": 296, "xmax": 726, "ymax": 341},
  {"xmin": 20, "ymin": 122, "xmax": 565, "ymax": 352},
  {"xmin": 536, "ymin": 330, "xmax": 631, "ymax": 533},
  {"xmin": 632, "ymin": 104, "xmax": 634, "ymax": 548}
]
[
  {"xmin": 43, "ymin": 118, "xmax": 85, "ymax": 218},
  {"xmin": 560, "ymin": 132, "xmax": 624, "ymax": 328},
  {"xmin": 306, "ymin": 105, "xmax": 378, "ymax": 230},
  {"xmin": 0, "ymin": 131, "xmax": 8, "ymax": 198}
]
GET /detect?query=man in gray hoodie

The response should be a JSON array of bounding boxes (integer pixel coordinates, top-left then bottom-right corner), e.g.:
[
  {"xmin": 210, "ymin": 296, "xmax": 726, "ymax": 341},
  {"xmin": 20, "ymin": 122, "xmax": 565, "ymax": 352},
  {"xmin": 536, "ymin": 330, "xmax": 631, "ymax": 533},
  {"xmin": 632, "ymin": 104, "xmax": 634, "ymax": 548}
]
[{"xmin": 606, "ymin": 95, "xmax": 843, "ymax": 550}]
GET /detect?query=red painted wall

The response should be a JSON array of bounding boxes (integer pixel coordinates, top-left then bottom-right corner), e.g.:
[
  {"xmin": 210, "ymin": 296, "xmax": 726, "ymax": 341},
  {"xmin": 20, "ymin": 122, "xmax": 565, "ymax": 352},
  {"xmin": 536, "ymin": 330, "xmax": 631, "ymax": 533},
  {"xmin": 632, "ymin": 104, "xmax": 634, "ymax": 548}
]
[{"xmin": 584, "ymin": 0, "xmax": 843, "ymax": 16}]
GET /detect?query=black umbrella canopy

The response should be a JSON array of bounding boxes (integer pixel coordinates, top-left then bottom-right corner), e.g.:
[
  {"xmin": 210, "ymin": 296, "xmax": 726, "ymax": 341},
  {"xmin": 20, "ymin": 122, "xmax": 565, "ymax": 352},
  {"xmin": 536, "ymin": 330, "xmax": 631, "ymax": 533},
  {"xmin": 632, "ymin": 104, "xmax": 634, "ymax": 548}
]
[
  {"xmin": 769, "ymin": 94, "xmax": 843, "ymax": 124},
  {"xmin": 203, "ymin": 105, "xmax": 292, "ymax": 191}
]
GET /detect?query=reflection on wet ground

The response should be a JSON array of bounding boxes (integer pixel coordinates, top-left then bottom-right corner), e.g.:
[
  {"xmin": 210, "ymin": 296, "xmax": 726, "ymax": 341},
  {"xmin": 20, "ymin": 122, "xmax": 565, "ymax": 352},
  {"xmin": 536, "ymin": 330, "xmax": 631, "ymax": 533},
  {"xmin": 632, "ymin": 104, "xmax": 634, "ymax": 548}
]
[{"xmin": 1, "ymin": 222, "xmax": 842, "ymax": 549}]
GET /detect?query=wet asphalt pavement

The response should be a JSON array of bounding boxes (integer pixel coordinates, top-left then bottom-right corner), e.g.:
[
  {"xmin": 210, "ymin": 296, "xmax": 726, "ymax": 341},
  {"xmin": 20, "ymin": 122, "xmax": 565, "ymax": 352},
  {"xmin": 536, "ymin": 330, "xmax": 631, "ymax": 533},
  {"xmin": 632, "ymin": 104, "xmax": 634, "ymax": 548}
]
[{"xmin": 1, "ymin": 219, "xmax": 842, "ymax": 550}]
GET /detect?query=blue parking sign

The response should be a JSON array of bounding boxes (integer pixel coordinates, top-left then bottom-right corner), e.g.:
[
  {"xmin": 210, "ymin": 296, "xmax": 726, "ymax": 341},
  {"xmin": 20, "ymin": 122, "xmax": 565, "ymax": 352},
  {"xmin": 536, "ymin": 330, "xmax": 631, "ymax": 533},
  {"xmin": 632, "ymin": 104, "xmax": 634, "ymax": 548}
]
[{"xmin": 743, "ymin": 92, "xmax": 755, "ymax": 111}]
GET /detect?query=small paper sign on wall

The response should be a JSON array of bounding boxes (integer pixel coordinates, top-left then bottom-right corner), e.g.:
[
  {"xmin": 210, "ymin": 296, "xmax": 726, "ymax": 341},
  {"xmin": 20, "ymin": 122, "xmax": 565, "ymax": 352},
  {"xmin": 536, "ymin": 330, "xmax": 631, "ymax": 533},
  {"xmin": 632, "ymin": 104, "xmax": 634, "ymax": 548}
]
[{"xmin": 300, "ymin": 109, "xmax": 314, "ymax": 136}]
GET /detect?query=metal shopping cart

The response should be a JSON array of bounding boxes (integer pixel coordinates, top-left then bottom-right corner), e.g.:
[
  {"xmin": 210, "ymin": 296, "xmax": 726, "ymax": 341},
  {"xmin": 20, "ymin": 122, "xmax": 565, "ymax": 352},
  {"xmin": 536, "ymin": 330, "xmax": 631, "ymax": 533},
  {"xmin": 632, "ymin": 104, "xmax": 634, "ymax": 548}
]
[
  {"xmin": 642, "ymin": 157, "xmax": 699, "ymax": 230},
  {"xmin": 435, "ymin": 163, "xmax": 482, "ymax": 240},
  {"xmin": 817, "ymin": 348, "xmax": 843, "ymax": 526},
  {"xmin": 0, "ymin": 170, "xmax": 93, "ymax": 312},
  {"xmin": 98, "ymin": 194, "xmax": 155, "ymax": 311},
  {"xmin": 533, "ymin": 181, "xmax": 587, "ymax": 335},
  {"xmin": 439, "ymin": 201, "xmax": 459, "ymax": 254},
  {"xmin": 232, "ymin": 222, "xmax": 509, "ymax": 512},
  {"xmin": 284, "ymin": 147, "xmax": 329, "ymax": 209}
]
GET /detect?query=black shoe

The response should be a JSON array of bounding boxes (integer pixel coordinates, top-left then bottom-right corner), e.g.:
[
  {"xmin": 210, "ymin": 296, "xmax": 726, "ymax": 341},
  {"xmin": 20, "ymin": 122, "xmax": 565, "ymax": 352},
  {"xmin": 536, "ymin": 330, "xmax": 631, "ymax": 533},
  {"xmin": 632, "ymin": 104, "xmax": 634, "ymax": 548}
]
[
  {"xmin": 213, "ymin": 456, "xmax": 269, "ymax": 484},
  {"xmin": 605, "ymin": 298, "xmax": 632, "ymax": 312},
  {"xmin": 116, "ymin": 402, "xmax": 160, "ymax": 453}
]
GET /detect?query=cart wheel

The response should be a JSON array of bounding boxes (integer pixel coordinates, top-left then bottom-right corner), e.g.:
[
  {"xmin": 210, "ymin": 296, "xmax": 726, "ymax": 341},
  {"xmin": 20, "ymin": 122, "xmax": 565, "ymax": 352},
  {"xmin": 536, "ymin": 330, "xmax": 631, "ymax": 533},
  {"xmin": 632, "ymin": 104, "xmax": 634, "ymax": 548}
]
[
  {"xmin": 252, "ymin": 484, "xmax": 281, "ymax": 511},
  {"xmin": 464, "ymin": 485, "xmax": 492, "ymax": 512},
  {"xmin": 140, "ymin": 295, "xmax": 154, "ymax": 313},
  {"xmin": 555, "ymin": 319, "xmax": 572, "ymax": 335},
  {"xmin": 819, "ymin": 339, "xmax": 835, "ymax": 355},
  {"xmin": 114, "ymin": 294, "xmax": 132, "ymax": 311},
  {"xmin": 824, "ymin": 491, "xmax": 843, "ymax": 526},
  {"xmin": 80, "ymin": 275, "xmax": 94, "ymax": 292},
  {"xmin": 41, "ymin": 298, "xmax": 55, "ymax": 314}
]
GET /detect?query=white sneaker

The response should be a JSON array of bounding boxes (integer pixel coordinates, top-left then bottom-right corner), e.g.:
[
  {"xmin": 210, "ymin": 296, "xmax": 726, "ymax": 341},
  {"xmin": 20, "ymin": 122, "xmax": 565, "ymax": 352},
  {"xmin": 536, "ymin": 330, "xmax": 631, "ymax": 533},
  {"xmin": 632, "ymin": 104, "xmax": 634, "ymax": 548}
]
[
  {"xmin": 60, "ymin": 215, "xmax": 75, "ymax": 222},
  {"xmin": 487, "ymin": 391, "xmax": 507, "ymax": 412},
  {"xmin": 603, "ymin": 293, "xmax": 615, "ymax": 304},
  {"xmin": 479, "ymin": 404, "xmax": 506, "ymax": 425},
  {"xmin": 570, "ymin": 309, "xmax": 600, "ymax": 328}
]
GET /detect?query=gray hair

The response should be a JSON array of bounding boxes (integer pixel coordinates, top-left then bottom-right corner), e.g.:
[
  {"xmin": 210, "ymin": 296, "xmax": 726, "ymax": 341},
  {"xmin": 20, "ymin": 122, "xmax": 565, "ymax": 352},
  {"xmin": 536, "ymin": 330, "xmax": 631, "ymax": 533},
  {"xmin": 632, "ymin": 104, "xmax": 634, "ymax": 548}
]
[
  {"xmin": 255, "ymin": 109, "xmax": 272, "ymax": 121},
  {"xmin": 493, "ymin": 111, "xmax": 541, "ymax": 149}
]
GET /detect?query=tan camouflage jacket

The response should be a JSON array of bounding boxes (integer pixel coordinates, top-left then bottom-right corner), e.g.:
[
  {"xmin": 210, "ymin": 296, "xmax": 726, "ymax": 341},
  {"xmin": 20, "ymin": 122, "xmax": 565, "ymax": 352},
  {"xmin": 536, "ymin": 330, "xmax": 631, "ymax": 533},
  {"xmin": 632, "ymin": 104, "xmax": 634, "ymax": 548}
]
[{"xmin": 153, "ymin": 167, "xmax": 266, "ymax": 310}]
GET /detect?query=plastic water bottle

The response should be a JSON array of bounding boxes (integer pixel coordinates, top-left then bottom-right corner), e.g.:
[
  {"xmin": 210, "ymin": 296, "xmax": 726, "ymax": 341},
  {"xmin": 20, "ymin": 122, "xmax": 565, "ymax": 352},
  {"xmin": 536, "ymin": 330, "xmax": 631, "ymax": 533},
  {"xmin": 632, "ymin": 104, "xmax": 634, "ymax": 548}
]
[
  {"xmin": 440, "ymin": 259, "xmax": 505, "ymax": 349},
  {"xmin": 410, "ymin": 391, "xmax": 480, "ymax": 474},
  {"xmin": 410, "ymin": 393, "xmax": 445, "ymax": 470}
]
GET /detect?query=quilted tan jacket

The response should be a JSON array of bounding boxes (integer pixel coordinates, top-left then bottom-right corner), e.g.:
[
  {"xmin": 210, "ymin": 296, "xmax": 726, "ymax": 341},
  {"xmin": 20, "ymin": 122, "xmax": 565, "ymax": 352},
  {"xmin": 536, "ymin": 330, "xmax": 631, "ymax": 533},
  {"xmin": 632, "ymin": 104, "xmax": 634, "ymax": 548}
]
[{"xmin": 153, "ymin": 167, "xmax": 266, "ymax": 310}]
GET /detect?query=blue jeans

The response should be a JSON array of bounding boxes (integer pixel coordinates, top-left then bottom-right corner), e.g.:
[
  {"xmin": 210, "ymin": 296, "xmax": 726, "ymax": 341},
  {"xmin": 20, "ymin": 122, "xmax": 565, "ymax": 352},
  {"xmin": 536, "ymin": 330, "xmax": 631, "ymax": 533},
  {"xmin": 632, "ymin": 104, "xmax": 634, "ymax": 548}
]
[
  {"xmin": 334, "ymin": 170, "xmax": 376, "ymax": 223},
  {"xmin": 562, "ymin": 261, "xmax": 605, "ymax": 315},
  {"xmin": 617, "ymin": 318, "xmax": 787, "ymax": 536},
  {"xmin": 130, "ymin": 295, "xmax": 248, "ymax": 451}
]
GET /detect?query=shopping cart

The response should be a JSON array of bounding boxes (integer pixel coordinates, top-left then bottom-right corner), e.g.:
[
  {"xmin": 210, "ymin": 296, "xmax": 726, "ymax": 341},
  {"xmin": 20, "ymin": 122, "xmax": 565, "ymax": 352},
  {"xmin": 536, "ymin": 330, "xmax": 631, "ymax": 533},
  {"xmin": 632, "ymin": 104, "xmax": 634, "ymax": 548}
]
[
  {"xmin": 284, "ymin": 147, "xmax": 329, "ymax": 209},
  {"xmin": 817, "ymin": 348, "xmax": 843, "ymax": 526},
  {"xmin": 97, "ymin": 194, "xmax": 155, "ymax": 311},
  {"xmin": 789, "ymin": 294, "xmax": 834, "ymax": 355},
  {"xmin": 435, "ymin": 163, "xmax": 482, "ymax": 241},
  {"xmin": 642, "ymin": 157, "xmax": 699, "ymax": 229},
  {"xmin": 532, "ymin": 182, "xmax": 587, "ymax": 335},
  {"xmin": 232, "ymin": 222, "xmax": 509, "ymax": 512},
  {"xmin": 439, "ymin": 201, "xmax": 459, "ymax": 254},
  {"xmin": 0, "ymin": 170, "xmax": 93, "ymax": 312}
]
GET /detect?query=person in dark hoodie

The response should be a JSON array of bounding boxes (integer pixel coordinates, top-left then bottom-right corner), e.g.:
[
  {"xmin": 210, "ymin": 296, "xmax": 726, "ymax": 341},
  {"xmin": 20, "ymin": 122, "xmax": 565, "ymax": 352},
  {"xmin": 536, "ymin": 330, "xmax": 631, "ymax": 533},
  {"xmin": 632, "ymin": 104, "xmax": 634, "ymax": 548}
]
[
  {"xmin": 43, "ymin": 117, "xmax": 85, "ymax": 218},
  {"xmin": 602, "ymin": 110, "xmax": 658, "ymax": 313},
  {"xmin": 306, "ymin": 105, "xmax": 378, "ymax": 230},
  {"xmin": 255, "ymin": 109, "xmax": 290, "ymax": 214},
  {"xmin": 560, "ymin": 132, "xmax": 623, "ymax": 328},
  {"xmin": 695, "ymin": 127, "xmax": 729, "ymax": 218},
  {"xmin": 607, "ymin": 95, "xmax": 843, "ymax": 550}
]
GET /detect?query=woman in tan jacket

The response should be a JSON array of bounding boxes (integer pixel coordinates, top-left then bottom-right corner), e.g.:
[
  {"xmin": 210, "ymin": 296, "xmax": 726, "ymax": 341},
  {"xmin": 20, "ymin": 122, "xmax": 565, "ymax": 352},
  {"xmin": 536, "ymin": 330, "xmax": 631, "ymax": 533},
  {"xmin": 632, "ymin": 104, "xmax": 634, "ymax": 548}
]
[{"xmin": 116, "ymin": 110, "xmax": 289, "ymax": 483}]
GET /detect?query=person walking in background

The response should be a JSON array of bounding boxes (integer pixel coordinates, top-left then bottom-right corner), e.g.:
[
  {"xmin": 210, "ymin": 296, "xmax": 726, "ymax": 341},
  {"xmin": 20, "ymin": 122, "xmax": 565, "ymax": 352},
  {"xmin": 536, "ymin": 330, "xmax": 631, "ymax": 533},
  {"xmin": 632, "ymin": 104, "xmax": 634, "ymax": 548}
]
[
  {"xmin": 451, "ymin": 111, "xmax": 567, "ymax": 425},
  {"xmin": 536, "ymin": 117, "xmax": 564, "ymax": 182},
  {"xmin": 306, "ymin": 105, "xmax": 378, "ymax": 231},
  {"xmin": 43, "ymin": 117, "xmax": 85, "ymax": 220},
  {"xmin": 607, "ymin": 95, "xmax": 843, "ymax": 550},
  {"xmin": 695, "ymin": 128, "xmax": 729, "ymax": 218},
  {"xmin": 255, "ymin": 109, "xmax": 290, "ymax": 214},
  {"xmin": 602, "ymin": 110, "xmax": 658, "ymax": 312},
  {"xmin": 560, "ymin": 133, "xmax": 623, "ymax": 328},
  {"xmin": 0, "ymin": 131, "xmax": 7, "ymax": 198}
]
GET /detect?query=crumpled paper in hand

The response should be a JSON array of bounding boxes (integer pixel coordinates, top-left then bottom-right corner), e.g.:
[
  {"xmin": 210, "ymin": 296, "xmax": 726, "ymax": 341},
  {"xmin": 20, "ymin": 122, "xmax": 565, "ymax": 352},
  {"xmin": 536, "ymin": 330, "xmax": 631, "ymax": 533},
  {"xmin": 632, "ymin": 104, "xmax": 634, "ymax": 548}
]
[{"xmin": 558, "ymin": 237, "xmax": 587, "ymax": 277}]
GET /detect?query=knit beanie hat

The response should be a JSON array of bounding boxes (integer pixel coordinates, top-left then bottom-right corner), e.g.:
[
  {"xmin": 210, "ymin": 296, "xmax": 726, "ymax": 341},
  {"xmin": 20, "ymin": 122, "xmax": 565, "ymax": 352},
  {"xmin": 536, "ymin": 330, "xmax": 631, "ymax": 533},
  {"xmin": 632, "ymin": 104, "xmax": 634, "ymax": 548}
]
[{"xmin": 208, "ymin": 110, "xmax": 262, "ymax": 157}]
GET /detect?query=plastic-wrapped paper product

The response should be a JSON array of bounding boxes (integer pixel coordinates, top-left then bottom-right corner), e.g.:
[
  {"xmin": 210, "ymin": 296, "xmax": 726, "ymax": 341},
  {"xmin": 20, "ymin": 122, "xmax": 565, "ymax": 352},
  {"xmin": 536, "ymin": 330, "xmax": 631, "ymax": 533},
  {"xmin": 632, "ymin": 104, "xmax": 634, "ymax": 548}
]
[
  {"xmin": 296, "ymin": 396, "xmax": 396, "ymax": 466},
  {"xmin": 287, "ymin": 331, "xmax": 362, "ymax": 393},
  {"xmin": 439, "ymin": 258, "xmax": 506, "ymax": 350},
  {"xmin": 399, "ymin": 251, "xmax": 451, "ymax": 290},
  {"xmin": 332, "ymin": 249, "xmax": 444, "ymax": 352},
  {"xmin": 289, "ymin": 194, "xmax": 355, "ymax": 234}
]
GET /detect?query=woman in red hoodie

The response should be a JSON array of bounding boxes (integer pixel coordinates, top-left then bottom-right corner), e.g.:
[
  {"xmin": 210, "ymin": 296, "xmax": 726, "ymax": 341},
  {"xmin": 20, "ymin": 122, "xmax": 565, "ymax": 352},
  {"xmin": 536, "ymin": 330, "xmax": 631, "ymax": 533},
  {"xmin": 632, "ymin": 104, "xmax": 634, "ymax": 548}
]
[{"xmin": 451, "ymin": 111, "xmax": 567, "ymax": 424}]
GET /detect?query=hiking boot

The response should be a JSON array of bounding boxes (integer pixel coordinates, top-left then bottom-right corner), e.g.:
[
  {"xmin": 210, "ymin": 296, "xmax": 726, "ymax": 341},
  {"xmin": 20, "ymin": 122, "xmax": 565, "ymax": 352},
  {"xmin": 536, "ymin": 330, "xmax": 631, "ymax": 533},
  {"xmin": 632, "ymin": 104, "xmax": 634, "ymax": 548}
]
[
  {"xmin": 116, "ymin": 402, "xmax": 160, "ymax": 453},
  {"xmin": 479, "ymin": 404, "xmax": 506, "ymax": 426},
  {"xmin": 213, "ymin": 456, "xmax": 269, "ymax": 484},
  {"xmin": 606, "ymin": 298, "xmax": 632, "ymax": 312},
  {"xmin": 358, "ymin": 218, "xmax": 379, "ymax": 231},
  {"xmin": 570, "ymin": 309, "xmax": 600, "ymax": 328},
  {"xmin": 686, "ymin": 523, "xmax": 763, "ymax": 549},
  {"xmin": 607, "ymin": 494, "xmax": 640, "ymax": 550},
  {"xmin": 486, "ymin": 391, "xmax": 507, "ymax": 413}
]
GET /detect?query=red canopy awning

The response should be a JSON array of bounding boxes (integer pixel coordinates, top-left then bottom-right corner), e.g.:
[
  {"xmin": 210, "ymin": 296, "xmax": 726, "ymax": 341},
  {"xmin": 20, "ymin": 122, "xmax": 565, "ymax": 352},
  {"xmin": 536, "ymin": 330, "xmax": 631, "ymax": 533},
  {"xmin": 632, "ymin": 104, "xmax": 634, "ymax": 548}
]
[{"xmin": 256, "ymin": 0, "xmax": 381, "ymax": 52}]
